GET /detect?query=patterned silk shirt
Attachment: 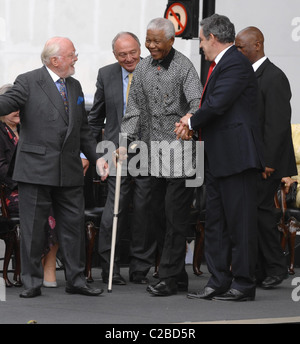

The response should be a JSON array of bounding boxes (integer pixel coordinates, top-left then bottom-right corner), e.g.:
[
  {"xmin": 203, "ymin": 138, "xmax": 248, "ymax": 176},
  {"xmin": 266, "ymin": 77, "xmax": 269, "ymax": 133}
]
[{"xmin": 121, "ymin": 48, "xmax": 202, "ymax": 178}]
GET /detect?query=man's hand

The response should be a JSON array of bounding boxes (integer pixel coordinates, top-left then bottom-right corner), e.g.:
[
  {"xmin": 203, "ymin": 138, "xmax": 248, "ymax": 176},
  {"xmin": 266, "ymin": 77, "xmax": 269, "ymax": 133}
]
[
  {"xmin": 262, "ymin": 167, "xmax": 275, "ymax": 179},
  {"xmin": 175, "ymin": 113, "xmax": 193, "ymax": 140},
  {"xmin": 81, "ymin": 158, "xmax": 90, "ymax": 176},
  {"xmin": 96, "ymin": 157, "xmax": 109, "ymax": 181},
  {"xmin": 113, "ymin": 146, "xmax": 128, "ymax": 167}
]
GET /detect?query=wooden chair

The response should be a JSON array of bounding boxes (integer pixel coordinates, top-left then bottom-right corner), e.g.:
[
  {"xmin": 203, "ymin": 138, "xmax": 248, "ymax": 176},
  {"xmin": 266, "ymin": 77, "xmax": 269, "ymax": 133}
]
[
  {"xmin": 274, "ymin": 182, "xmax": 300, "ymax": 275},
  {"xmin": 0, "ymin": 183, "xmax": 22, "ymax": 287}
]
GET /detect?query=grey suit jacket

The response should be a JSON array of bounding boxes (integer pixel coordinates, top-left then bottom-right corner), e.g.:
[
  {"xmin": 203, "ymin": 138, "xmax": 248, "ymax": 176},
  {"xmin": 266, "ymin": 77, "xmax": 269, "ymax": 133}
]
[
  {"xmin": 88, "ymin": 62, "xmax": 123, "ymax": 146},
  {"xmin": 0, "ymin": 66, "xmax": 99, "ymax": 187}
]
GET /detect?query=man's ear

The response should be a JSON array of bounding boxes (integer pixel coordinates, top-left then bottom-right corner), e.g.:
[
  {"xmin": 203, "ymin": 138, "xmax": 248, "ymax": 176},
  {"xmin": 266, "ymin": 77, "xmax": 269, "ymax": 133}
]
[{"xmin": 50, "ymin": 56, "xmax": 59, "ymax": 67}]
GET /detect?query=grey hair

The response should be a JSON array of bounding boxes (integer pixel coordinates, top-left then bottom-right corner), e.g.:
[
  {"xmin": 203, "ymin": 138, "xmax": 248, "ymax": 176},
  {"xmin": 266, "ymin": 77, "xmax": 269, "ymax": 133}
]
[
  {"xmin": 40, "ymin": 36, "xmax": 71, "ymax": 65},
  {"xmin": 200, "ymin": 14, "xmax": 235, "ymax": 43},
  {"xmin": 112, "ymin": 32, "xmax": 141, "ymax": 52},
  {"xmin": 147, "ymin": 18, "xmax": 175, "ymax": 40},
  {"xmin": 0, "ymin": 83, "xmax": 13, "ymax": 95}
]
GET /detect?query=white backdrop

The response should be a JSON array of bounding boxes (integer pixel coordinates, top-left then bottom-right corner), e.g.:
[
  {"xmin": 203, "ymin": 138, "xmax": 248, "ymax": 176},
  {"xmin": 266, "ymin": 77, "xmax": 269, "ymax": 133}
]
[{"xmin": 0, "ymin": 0, "xmax": 299, "ymax": 121}]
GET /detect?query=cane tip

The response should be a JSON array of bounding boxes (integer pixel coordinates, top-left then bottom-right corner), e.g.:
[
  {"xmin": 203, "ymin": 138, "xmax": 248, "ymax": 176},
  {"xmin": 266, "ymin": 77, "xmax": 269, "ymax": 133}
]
[
  {"xmin": 27, "ymin": 320, "xmax": 37, "ymax": 324},
  {"xmin": 108, "ymin": 289, "xmax": 112, "ymax": 293}
]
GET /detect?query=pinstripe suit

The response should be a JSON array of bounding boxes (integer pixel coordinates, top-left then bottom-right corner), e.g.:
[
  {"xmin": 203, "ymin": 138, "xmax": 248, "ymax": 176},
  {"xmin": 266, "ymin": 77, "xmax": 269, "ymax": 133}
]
[
  {"xmin": 0, "ymin": 66, "xmax": 99, "ymax": 290},
  {"xmin": 190, "ymin": 46, "xmax": 265, "ymax": 294}
]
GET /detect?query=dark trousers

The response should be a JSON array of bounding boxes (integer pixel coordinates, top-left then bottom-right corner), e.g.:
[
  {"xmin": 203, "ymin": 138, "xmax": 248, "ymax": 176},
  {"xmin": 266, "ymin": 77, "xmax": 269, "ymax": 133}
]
[
  {"xmin": 256, "ymin": 175, "xmax": 287, "ymax": 281},
  {"xmin": 98, "ymin": 175, "xmax": 156, "ymax": 276},
  {"xmin": 18, "ymin": 182, "xmax": 86, "ymax": 290},
  {"xmin": 204, "ymin": 167, "xmax": 258, "ymax": 293},
  {"xmin": 151, "ymin": 177, "xmax": 194, "ymax": 281}
]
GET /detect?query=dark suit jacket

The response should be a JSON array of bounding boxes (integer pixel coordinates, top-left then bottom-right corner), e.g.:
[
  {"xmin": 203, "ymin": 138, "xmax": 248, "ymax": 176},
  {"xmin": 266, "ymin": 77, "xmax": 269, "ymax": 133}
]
[
  {"xmin": 88, "ymin": 62, "xmax": 123, "ymax": 146},
  {"xmin": 256, "ymin": 58, "xmax": 297, "ymax": 178},
  {"xmin": 191, "ymin": 45, "xmax": 264, "ymax": 177},
  {"xmin": 0, "ymin": 66, "xmax": 98, "ymax": 187}
]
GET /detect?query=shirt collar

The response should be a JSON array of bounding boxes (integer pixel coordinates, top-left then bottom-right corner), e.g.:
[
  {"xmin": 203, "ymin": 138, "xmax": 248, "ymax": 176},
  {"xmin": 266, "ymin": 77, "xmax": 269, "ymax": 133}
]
[
  {"xmin": 122, "ymin": 67, "xmax": 131, "ymax": 80},
  {"xmin": 46, "ymin": 66, "xmax": 64, "ymax": 83},
  {"xmin": 252, "ymin": 56, "xmax": 267, "ymax": 72},
  {"xmin": 214, "ymin": 44, "xmax": 234, "ymax": 65},
  {"xmin": 151, "ymin": 47, "xmax": 175, "ymax": 69}
]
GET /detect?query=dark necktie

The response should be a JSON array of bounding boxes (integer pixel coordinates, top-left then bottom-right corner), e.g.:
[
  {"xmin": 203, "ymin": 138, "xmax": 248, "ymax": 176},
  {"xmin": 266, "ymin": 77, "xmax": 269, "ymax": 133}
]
[
  {"xmin": 58, "ymin": 78, "xmax": 69, "ymax": 114},
  {"xmin": 198, "ymin": 61, "xmax": 216, "ymax": 140}
]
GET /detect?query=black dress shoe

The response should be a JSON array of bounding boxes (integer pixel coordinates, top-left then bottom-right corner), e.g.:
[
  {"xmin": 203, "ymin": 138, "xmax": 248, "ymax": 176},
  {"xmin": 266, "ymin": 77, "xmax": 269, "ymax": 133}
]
[
  {"xmin": 213, "ymin": 288, "xmax": 255, "ymax": 301},
  {"xmin": 130, "ymin": 272, "xmax": 149, "ymax": 284},
  {"xmin": 65, "ymin": 284, "xmax": 104, "ymax": 296},
  {"xmin": 187, "ymin": 286, "xmax": 219, "ymax": 300},
  {"xmin": 20, "ymin": 287, "xmax": 42, "ymax": 298},
  {"xmin": 102, "ymin": 273, "xmax": 126, "ymax": 285},
  {"xmin": 176, "ymin": 270, "xmax": 188, "ymax": 291},
  {"xmin": 147, "ymin": 280, "xmax": 177, "ymax": 296},
  {"xmin": 177, "ymin": 281, "xmax": 188, "ymax": 291},
  {"xmin": 261, "ymin": 273, "xmax": 288, "ymax": 289},
  {"xmin": 147, "ymin": 278, "xmax": 187, "ymax": 291}
]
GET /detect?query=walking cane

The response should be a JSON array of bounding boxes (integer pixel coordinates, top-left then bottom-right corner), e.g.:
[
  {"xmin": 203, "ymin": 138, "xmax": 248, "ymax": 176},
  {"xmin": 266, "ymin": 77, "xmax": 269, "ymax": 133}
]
[{"xmin": 108, "ymin": 152, "xmax": 122, "ymax": 293}]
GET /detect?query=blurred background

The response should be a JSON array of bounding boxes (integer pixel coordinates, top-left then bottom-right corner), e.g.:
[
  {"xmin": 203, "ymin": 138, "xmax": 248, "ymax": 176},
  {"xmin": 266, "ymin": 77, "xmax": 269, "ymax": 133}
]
[{"xmin": 0, "ymin": 0, "xmax": 299, "ymax": 121}]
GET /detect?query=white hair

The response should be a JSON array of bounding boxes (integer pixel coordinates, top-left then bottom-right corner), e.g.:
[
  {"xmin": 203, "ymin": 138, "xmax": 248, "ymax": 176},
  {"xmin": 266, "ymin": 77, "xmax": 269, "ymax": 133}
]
[{"xmin": 147, "ymin": 18, "xmax": 175, "ymax": 40}]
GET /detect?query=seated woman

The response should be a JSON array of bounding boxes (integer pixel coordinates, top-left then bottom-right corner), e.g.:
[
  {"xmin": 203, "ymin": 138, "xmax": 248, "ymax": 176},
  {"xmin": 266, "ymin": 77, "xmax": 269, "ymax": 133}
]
[
  {"xmin": 290, "ymin": 124, "xmax": 300, "ymax": 207},
  {"xmin": 0, "ymin": 84, "xmax": 58, "ymax": 287},
  {"xmin": 277, "ymin": 124, "xmax": 300, "ymax": 275}
]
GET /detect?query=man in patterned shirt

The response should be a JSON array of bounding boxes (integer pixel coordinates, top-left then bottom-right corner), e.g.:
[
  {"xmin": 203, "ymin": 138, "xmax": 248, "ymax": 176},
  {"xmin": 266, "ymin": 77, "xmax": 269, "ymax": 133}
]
[{"xmin": 121, "ymin": 18, "xmax": 202, "ymax": 296}]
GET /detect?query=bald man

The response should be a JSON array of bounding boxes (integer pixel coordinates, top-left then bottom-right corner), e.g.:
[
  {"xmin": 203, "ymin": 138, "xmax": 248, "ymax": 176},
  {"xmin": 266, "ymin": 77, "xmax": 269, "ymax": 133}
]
[{"xmin": 236, "ymin": 27, "xmax": 297, "ymax": 288}]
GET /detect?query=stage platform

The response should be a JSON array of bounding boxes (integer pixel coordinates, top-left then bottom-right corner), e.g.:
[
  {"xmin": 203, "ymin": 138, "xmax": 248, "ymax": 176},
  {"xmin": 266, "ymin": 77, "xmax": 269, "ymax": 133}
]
[{"xmin": 1, "ymin": 262, "xmax": 299, "ymax": 325}]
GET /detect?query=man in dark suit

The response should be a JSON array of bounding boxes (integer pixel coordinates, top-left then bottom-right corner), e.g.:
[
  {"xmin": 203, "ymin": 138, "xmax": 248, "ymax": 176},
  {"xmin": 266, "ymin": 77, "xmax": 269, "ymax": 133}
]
[
  {"xmin": 235, "ymin": 27, "xmax": 296, "ymax": 288},
  {"xmin": 88, "ymin": 32, "xmax": 156, "ymax": 285},
  {"xmin": 0, "ymin": 37, "xmax": 103, "ymax": 298},
  {"xmin": 176, "ymin": 14, "xmax": 264, "ymax": 301}
]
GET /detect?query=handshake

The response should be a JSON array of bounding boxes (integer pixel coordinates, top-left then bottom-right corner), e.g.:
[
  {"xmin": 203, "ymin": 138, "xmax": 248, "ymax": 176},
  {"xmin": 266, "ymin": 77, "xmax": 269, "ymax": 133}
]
[
  {"xmin": 174, "ymin": 113, "xmax": 194, "ymax": 140},
  {"xmin": 97, "ymin": 113, "xmax": 196, "ymax": 181}
]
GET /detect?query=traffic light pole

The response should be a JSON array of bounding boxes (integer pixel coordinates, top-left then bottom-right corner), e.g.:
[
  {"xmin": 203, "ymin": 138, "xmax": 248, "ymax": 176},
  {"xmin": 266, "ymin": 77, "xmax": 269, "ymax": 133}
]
[
  {"xmin": 164, "ymin": 0, "xmax": 215, "ymax": 84},
  {"xmin": 200, "ymin": 0, "xmax": 215, "ymax": 86}
]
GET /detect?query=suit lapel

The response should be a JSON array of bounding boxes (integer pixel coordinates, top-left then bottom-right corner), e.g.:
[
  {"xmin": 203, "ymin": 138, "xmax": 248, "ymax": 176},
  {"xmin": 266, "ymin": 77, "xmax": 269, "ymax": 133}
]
[
  {"xmin": 110, "ymin": 65, "xmax": 124, "ymax": 126},
  {"xmin": 255, "ymin": 58, "xmax": 270, "ymax": 79},
  {"xmin": 202, "ymin": 45, "xmax": 235, "ymax": 100},
  {"xmin": 201, "ymin": 65, "xmax": 216, "ymax": 101},
  {"xmin": 65, "ymin": 77, "xmax": 75, "ymax": 130},
  {"xmin": 37, "ymin": 66, "xmax": 69, "ymax": 125}
]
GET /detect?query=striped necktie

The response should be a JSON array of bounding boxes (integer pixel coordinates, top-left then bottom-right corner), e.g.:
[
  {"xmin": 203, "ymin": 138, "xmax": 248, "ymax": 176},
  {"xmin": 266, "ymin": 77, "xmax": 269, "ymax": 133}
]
[{"xmin": 58, "ymin": 78, "xmax": 69, "ymax": 114}]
